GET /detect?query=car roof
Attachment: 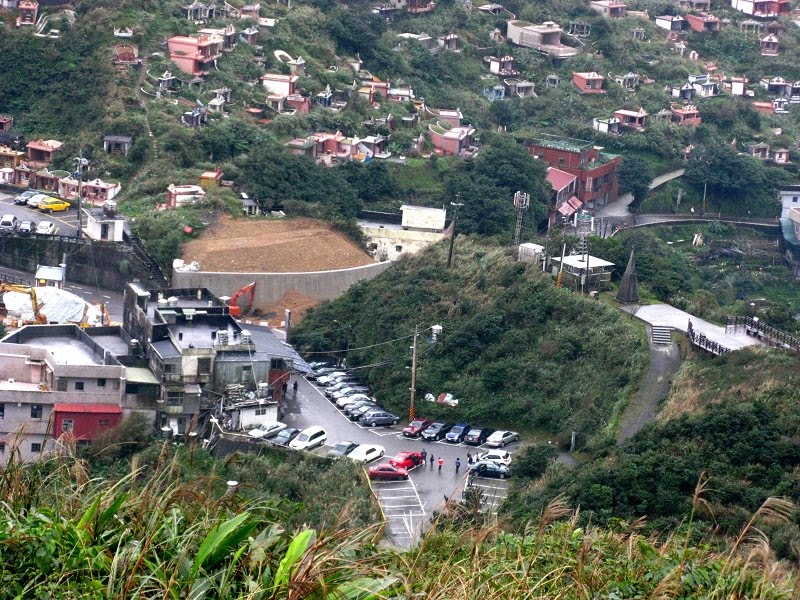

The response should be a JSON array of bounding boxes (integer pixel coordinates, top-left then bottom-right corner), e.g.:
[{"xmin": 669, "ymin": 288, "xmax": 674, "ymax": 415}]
[{"xmin": 300, "ymin": 425, "xmax": 325, "ymax": 435}]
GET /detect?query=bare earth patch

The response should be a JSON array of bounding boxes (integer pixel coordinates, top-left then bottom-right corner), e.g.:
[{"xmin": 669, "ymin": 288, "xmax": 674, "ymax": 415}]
[
  {"xmin": 182, "ymin": 216, "xmax": 375, "ymax": 323},
  {"xmin": 182, "ymin": 215, "xmax": 374, "ymax": 273}
]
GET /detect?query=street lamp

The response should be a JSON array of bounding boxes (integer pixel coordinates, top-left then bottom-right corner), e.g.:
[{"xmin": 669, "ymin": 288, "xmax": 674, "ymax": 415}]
[
  {"xmin": 447, "ymin": 199, "xmax": 464, "ymax": 269},
  {"xmin": 409, "ymin": 324, "xmax": 442, "ymax": 421},
  {"xmin": 73, "ymin": 152, "xmax": 89, "ymax": 239}
]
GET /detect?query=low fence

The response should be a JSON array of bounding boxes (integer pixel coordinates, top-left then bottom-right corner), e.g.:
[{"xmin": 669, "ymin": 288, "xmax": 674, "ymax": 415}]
[
  {"xmin": 687, "ymin": 320, "xmax": 730, "ymax": 356},
  {"xmin": 726, "ymin": 315, "xmax": 800, "ymax": 352}
]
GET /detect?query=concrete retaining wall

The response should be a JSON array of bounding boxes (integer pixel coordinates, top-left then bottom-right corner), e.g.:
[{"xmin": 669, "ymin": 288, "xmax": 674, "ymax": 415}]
[{"xmin": 171, "ymin": 261, "xmax": 393, "ymax": 307}]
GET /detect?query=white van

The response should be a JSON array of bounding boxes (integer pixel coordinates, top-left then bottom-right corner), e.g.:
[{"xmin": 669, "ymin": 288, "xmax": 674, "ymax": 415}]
[
  {"xmin": 289, "ymin": 426, "xmax": 327, "ymax": 451},
  {"xmin": 0, "ymin": 214, "xmax": 18, "ymax": 234}
]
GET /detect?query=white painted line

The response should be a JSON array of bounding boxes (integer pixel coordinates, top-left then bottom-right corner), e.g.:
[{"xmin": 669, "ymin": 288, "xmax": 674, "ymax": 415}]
[{"xmin": 102, "ymin": 295, "xmax": 111, "ymax": 299}]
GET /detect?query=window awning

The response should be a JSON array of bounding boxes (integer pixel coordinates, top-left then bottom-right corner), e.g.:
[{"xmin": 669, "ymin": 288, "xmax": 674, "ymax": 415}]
[
  {"xmin": 54, "ymin": 404, "xmax": 122, "ymax": 414},
  {"xmin": 557, "ymin": 196, "xmax": 583, "ymax": 217},
  {"xmin": 125, "ymin": 367, "xmax": 159, "ymax": 385}
]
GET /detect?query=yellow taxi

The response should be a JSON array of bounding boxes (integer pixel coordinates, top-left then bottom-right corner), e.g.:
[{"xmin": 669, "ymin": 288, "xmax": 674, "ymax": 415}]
[{"xmin": 38, "ymin": 198, "xmax": 71, "ymax": 213}]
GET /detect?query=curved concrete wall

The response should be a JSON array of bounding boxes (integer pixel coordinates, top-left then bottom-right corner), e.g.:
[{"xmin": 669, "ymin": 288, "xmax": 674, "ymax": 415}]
[{"xmin": 171, "ymin": 261, "xmax": 392, "ymax": 307}]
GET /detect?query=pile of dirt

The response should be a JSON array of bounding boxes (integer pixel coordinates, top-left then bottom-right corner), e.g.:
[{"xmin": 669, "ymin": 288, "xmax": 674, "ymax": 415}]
[
  {"xmin": 243, "ymin": 288, "xmax": 320, "ymax": 328},
  {"xmin": 182, "ymin": 216, "xmax": 374, "ymax": 273}
]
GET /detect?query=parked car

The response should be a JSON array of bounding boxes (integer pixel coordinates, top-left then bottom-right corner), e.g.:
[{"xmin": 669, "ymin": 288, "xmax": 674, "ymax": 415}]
[
  {"xmin": 421, "ymin": 422, "xmax": 453, "ymax": 441},
  {"xmin": 478, "ymin": 449, "xmax": 512, "ymax": 467},
  {"xmin": 38, "ymin": 198, "xmax": 70, "ymax": 212},
  {"xmin": 360, "ymin": 410, "xmax": 400, "ymax": 427},
  {"xmin": 402, "ymin": 418, "xmax": 433, "ymax": 438},
  {"xmin": 485, "ymin": 430, "xmax": 520, "ymax": 448},
  {"xmin": 469, "ymin": 461, "xmax": 509, "ymax": 479},
  {"xmin": 17, "ymin": 220, "xmax": 35, "ymax": 236},
  {"xmin": 463, "ymin": 428, "xmax": 495, "ymax": 446},
  {"xmin": 35, "ymin": 221, "xmax": 57, "ymax": 236},
  {"xmin": 271, "ymin": 427, "xmax": 300, "ymax": 446},
  {"xmin": 26, "ymin": 194, "xmax": 50, "ymax": 209},
  {"xmin": 368, "ymin": 463, "xmax": 409, "ymax": 481},
  {"xmin": 348, "ymin": 444, "xmax": 385, "ymax": 464},
  {"xmin": 331, "ymin": 386, "xmax": 370, "ymax": 400},
  {"xmin": 445, "ymin": 423, "xmax": 472, "ymax": 443},
  {"xmin": 14, "ymin": 190, "xmax": 37, "ymax": 205},
  {"xmin": 315, "ymin": 371, "xmax": 347, "ymax": 384},
  {"xmin": 289, "ymin": 426, "xmax": 327, "ymax": 451},
  {"xmin": 334, "ymin": 390, "xmax": 372, "ymax": 407},
  {"xmin": 247, "ymin": 421, "xmax": 286, "ymax": 439},
  {"xmin": 344, "ymin": 401, "xmax": 379, "ymax": 419},
  {"xmin": 389, "ymin": 451, "xmax": 424, "ymax": 469},
  {"xmin": 307, "ymin": 361, "xmax": 333, "ymax": 370},
  {"xmin": 327, "ymin": 440, "xmax": 359, "ymax": 458},
  {"xmin": 0, "ymin": 214, "xmax": 18, "ymax": 234}
]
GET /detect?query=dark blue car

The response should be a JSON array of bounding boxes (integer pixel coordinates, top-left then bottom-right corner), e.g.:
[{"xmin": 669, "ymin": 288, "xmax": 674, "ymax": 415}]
[{"xmin": 445, "ymin": 423, "xmax": 472, "ymax": 443}]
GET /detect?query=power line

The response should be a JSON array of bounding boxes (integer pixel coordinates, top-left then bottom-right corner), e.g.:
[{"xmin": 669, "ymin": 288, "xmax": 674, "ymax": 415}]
[{"xmin": 300, "ymin": 327, "xmax": 431, "ymax": 355}]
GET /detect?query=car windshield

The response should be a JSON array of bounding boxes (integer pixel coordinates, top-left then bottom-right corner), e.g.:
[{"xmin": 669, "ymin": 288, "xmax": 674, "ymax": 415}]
[
  {"xmin": 297, "ymin": 434, "xmax": 309, "ymax": 442},
  {"xmin": 452, "ymin": 426, "xmax": 465, "ymax": 434},
  {"xmin": 409, "ymin": 420, "xmax": 424, "ymax": 427}
]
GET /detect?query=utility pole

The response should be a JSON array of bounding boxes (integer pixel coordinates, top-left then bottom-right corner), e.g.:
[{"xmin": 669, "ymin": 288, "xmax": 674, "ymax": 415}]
[
  {"xmin": 409, "ymin": 324, "xmax": 419, "ymax": 421},
  {"xmin": 447, "ymin": 197, "xmax": 464, "ymax": 269},
  {"xmin": 702, "ymin": 180, "xmax": 708, "ymax": 215},
  {"xmin": 73, "ymin": 151, "xmax": 89, "ymax": 239}
]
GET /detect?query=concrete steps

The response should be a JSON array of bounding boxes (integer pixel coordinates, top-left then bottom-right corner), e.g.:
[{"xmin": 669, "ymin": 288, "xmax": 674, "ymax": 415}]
[{"xmin": 651, "ymin": 326, "xmax": 673, "ymax": 345}]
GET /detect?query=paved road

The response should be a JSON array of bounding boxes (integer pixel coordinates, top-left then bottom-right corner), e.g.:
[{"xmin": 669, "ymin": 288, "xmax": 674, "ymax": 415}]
[
  {"xmin": 618, "ymin": 329, "xmax": 681, "ymax": 443},
  {"xmin": 595, "ymin": 169, "xmax": 685, "ymax": 219},
  {"xmin": 282, "ymin": 375, "xmax": 522, "ymax": 548},
  {"xmin": 0, "ymin": 190, "xmax": 80, "ymax": 237}
]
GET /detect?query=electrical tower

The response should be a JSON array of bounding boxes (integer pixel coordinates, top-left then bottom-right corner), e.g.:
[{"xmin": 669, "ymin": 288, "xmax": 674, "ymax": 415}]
[{"xmin": 513, "ymin": 191, "xmax": 530, "ymax": 246}]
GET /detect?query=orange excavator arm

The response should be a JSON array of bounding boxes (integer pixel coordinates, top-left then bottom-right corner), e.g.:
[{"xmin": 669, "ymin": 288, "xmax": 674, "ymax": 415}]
[
  {"xmin": 0, "ymin": 283, "xmax": 47, "ymax": 324},
  {"xmin": 228, "ymin": 281, "xmax": 256, "ymax": 318}
]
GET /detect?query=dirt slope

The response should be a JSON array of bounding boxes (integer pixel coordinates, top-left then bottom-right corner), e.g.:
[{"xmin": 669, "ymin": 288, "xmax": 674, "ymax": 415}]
[{"xmin": 182, "ymin": 216, "xmax": 374, "ymax": 272}]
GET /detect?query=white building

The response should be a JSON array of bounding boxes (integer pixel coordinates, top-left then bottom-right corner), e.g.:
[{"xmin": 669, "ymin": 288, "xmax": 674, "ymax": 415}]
[
  {"xmin": 359, "ymin": 205, "xmax": 451, "ymax": 262},
  {"xmin": 82, "ymin": 201, "xmax": 125, "ymax": 242}
]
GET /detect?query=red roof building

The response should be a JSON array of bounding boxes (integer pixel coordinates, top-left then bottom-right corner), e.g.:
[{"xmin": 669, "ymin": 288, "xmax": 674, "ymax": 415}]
[
  {"xmin": 573, "ymin": 72, "xmax": 605, "ymax": 94},
  {"xmin": 530, "ymin": 135, "xmax": 620, "ymax": 206}
]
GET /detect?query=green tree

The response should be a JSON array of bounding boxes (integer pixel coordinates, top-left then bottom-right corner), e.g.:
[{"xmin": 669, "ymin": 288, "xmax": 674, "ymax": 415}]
[{"xmin": 617, "ymin": 156, "xmax": 653, "ymax": 206}]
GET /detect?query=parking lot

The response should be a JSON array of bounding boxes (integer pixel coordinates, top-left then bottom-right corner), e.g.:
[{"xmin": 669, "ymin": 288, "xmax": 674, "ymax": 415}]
[
  {"xmin": 283, "ymin": 375, "xmax": 522, "ymax": 547},
  {"xmin": 0, "ymin": 190, "xmax": 80, "ymax": 237},
  {"xmin": 466, "ymin": 477, "xmax": 510, "ymax": 516}
]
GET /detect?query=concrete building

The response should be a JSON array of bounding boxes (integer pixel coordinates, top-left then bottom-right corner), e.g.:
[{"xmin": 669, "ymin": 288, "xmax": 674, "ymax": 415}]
[
  {"xmin": 730, "ymin": 0, "xmax": 789, "ymax": 17},
  {"xmin": 590, "ymin": 0, "xmax": 626, "ymax": 18},
  {"xmin": 506, "ymin": 20, "xmax": 579, "ymax": 58},
  {"xmin": 550, "ymin": 253, "xmax": 615, "ymax": 291},
  {"xmin": 359, "ymin": 205, "xmax": 452, "ymax": 262},
  {"xmin": 428, "ymin": 122, "xmax": 478, "ymax": 156},
  {"xmin": 0, "ymin": 324, "xmax": 159, "ymax": 461},
  {"xmin": 166, "ymin": 184, "xmax": 206, "ymax": 208},
  {"xmin": 82, "ymin": 201, "xmax": 125, "ymax": 242},
  {"xmin": 528, "ymin": 135, "xmax": 620, "ymax": 207},
  {"xmin": 167, "ymin": 34, "xmax": 223, "ymax": 77},
  {"xmin": 122, "ymin": 283, "xmax": 297, "ymax": 435},
  {"xmin": 573, "ymin": 72, "xmax": 605, "ymax": 94},
  {"xmin": 34, "ymin": 264, "xmax": 65, "ymax": 288}
]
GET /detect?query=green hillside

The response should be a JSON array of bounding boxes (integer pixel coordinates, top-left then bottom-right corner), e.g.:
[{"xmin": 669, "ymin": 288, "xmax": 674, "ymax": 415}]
[
  {"xmin": 291, "ymin": 238, "xmax": 647, "ymax": 445},
  {"xmin": 509, "ymin": 346, "xmax": 800, "ymax": 559}
]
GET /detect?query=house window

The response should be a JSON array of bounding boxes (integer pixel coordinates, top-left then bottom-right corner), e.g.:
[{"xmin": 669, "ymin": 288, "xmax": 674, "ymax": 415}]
[
  {"xmin": 77, "ymin": 440, "xmax": 91, "ymax": 448},
  {"xmin": 255, "ymin": 407, "xmax": 268, "ymax": 416},
  {"xmin": 31, "ymin": 442, "xmax": 42, "ymax": 453},
  {"xmin": 62, "ymin": 419, "xmax": 74, "ymax": 432},
  {"xmin": 793, "ymin": 197, "xmax": 798, "ymax": 202},
  {"xmin": 241, "ymin": 364, "xmax": 252, "ymax": 384},
  {"xmin": 56, "ymin": 379, "xmax": 68, "ymax": 392},
  {"xmin": 395, "ymin": 245, "xmax": 403, "ymax": 253},
  {"xmin": 0, "ymin": 443, "xmax": 5, "ymax": 453},
  {"xmin": 164, "ymin": 363, "xmax": 175, "ymax": 374},
  {"xmin": 98, "ymin": 378, "xmax": 106, "ymax": 387},
  {"xmin": 197, "ymin": 358, "xmax": 211, "ymax": 374},
  {"xmin": 0, "ymin": 404, "xmax": 4, "ymax": 419},
  {"xmin": 75, "ymin": 382, "xmax": 84, "ymax": 391},
  {"xmin": 31, "ymin": 405, "xmax": 42, "ymax": 419},
  {"xmin": 98, "ymin": 419, "xmax": 110, "ymax": 428},
  {"xmin": 270, "ymin": 359, "xmax": 286, "ymax": 370}
]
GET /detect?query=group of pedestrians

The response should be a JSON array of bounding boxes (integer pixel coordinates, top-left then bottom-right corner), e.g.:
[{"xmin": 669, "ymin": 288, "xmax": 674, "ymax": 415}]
[{"xmin": 418, "ymin": 449, "xmax": 477, "ymax": 475}]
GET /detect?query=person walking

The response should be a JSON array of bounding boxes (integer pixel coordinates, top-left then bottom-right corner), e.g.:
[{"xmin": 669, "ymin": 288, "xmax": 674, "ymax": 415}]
[
  {"xmin": 437, "ymin": 457, "xmax": 444, "ymax": 472},
  {"xmin": 292, "ymin": 380, "xmax": 298, "ymax": 395},
  {"xmin": 455, "ymin": 457, "xmax": 461, "ymax": 474},
  {"xmin": 420, "ymin": 448, "xmax": 427, "ymax": 465},
  {"xmin": 466, "ymin": 452, "xmax": 473, "ymax": 466},
  {"xmin": 281, "ymin": 381, "xmax": 288, "ymax": 396},
  {"xmin": 430, "ymin": 454, "xmax": 435, "ymax": 468}
]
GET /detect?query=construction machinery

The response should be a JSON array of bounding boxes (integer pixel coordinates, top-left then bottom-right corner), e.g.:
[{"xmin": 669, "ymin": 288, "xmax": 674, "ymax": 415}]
[
  {"xmin": 0, "ymin": 284, "xmax": 47, "ymax": 324},
  {"xmin": 228, "ymin": 282, "xmax": 256, "ymax": 318}
]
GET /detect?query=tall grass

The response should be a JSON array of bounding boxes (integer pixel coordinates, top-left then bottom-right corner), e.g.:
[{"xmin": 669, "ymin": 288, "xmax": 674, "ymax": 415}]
[{"xmin": 0, "ymin": 448, "xmax": 794, "ymax": 599}]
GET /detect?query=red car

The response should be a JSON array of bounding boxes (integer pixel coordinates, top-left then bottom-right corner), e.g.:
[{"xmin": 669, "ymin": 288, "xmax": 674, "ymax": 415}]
[
  {"xmin": 389, "ymin": 451, "xmax": 424, "ymax": 469},
  {"xmin": 402, "ymin": 418, "xmax": 433, "ymax": 438},
  {"xmin": 368, "ymin": 463, "xmax": 409, "ymax": 481}
]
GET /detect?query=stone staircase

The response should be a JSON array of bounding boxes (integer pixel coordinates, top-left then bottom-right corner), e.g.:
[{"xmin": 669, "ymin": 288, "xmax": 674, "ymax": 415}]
[{"xmin": 651, "ymin": 325, "xmax": 673, "ymax": 345}]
